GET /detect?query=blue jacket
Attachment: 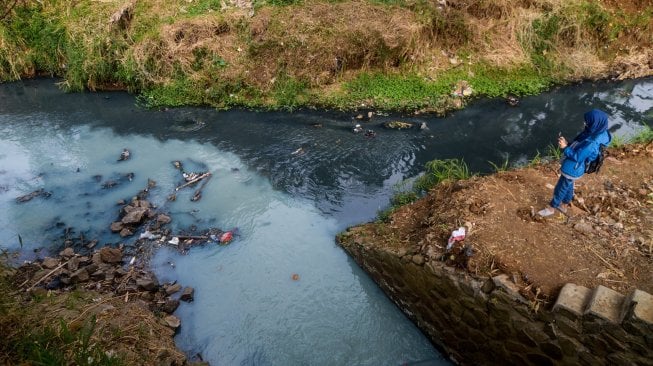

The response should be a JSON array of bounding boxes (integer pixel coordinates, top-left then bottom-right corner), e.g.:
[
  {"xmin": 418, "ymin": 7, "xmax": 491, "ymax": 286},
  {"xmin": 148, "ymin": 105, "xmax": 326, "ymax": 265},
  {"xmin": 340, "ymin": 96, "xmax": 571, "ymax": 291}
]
[{"xmin": 560, "ymin": 109, "xmax": 612, "ymax": 178}]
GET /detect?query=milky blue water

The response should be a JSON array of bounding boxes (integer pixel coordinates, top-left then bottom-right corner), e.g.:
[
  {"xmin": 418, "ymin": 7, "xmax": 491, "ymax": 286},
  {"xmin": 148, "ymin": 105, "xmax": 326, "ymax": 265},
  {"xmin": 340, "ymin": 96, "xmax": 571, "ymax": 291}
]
[{"xmin": 0, "ymin": 78, "xmax": 651, "ymax": 365}]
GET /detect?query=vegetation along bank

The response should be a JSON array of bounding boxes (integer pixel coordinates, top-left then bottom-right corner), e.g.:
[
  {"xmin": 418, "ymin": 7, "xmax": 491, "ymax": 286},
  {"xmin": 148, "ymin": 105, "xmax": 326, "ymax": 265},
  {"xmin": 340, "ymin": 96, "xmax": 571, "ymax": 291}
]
[{"xmin": 1, "ymin": 0, "xmax": 652, "ymax": 112}]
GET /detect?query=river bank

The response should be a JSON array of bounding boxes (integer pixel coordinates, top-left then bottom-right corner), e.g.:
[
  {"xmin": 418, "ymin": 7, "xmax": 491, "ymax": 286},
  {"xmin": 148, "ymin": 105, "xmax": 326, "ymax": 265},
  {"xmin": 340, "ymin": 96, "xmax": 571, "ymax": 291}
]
[
  {"xmin": 0, "ymin": 187, "xmax": 213, "ymax": 365},
  {"xmin": 1, "ymin": 76, "xmax": 651, "ymax": 364},
  {"xmin": 1, "ymin": 0, "xmax": 652, "ymax": 112},
  {"xmin": 338, "ymin": 139, "xmax": 653, "ymax": 303},
  {"xmin": 0, "ymin": 246, "xmax": 195, "ymax": 365},
  {"xmin": 336, "ymin": 138, "xmax": 653, "ymax": 365}
]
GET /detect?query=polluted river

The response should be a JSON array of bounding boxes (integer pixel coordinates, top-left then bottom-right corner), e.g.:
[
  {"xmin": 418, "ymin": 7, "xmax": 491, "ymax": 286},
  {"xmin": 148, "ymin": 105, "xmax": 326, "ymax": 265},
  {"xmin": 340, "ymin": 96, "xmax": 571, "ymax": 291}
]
[{"xmin": 1, "ymin": 78, "xmax": 652, "ymax": 365}]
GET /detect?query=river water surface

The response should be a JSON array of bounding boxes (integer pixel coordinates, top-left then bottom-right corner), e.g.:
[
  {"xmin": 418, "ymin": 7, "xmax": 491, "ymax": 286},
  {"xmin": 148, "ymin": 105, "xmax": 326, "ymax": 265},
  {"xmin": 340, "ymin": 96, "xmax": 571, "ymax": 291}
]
[{"xmin": 1, "ymin": 78, "xmax": 652, "ymax": 365}]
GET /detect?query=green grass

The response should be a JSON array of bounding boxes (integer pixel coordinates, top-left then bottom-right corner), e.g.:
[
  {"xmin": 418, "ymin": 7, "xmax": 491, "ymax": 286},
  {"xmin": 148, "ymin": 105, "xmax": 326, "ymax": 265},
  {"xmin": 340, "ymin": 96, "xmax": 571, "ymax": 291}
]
[
  {"xmin": 413, "ymin": 158, "xmax": 471, "ymax": 193},
  {"xmin": 140, "ymin": 77, "xmax": 207, "ymax": 107},
  {"xmin": 630, "ymin": 125, "xmax": 653, "ymax": 144},
  {"xmin": 0, "ymin": 264, "xmax": 122, "ymax": 365},
  {"xmin": 253, "ymin": 0, "xmax": 303, "ymax": 7},
  {"xmin": 12, "ymin": 317, "xmax": 122, "ymax": 366},
  {"xmin": 546, "ymin": 144, "xmax": 563, "ymax": 160},
  {"xmin": 377, "ymin": 158, "xmax": 471, "ymax": 221},
  {"xmin": 344, "ymin": 65, "xmax": 553, "ymax": 111},
  {"xmin": 2, "ymin": 3, "xmax": 67, "ymax": 78},
  {"xmin": 611, "ymin": 134, "xmax": 627, "ymax": 147},
  {"xmin": 186, "ymin": 0, "xmax": 224, "ymax": 16},
  {"xmin": 140, "ymin": 74, "xmax": 265, "ymax": 109},
  {"xmin": 528, "ymin": 151, "xmax": 543, "ymax": 167},
  {"xmin": 488, "ymin": 156, "xmax": 510, "ymax": 172},
  {"xmin": 272, "ymin": 73, "xmax": 309, "ymax": 110},
  {"xmin": 0, "ymin": 0, "xmax": 646, "ymax": 111},
  {"xmin": 345, "ymin": 73, "xmax": 447, "ymax": 111}
]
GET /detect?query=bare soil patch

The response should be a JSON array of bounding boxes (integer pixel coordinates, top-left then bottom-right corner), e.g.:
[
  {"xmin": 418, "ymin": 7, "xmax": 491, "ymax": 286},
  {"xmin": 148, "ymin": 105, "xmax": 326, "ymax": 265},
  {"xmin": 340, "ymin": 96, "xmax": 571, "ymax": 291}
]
[{"xmin": 351, "ymin": 142, "xmax": 653, "ymax": 302}]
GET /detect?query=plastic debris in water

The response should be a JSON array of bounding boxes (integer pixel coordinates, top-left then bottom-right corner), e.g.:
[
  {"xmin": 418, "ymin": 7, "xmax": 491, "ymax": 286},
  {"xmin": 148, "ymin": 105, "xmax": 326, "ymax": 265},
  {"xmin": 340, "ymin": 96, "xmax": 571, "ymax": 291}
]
[
  {"xmin": 291, "ymin": 147, "xmax": 305, "ymax": 156},
  {"xmin": 118, "ymin": 148, "xmax": 130, "ymax": 161},
  {"xmin": 219, "ymin": 231, "xmax": 233, "ymax": 244},
  {"xmin": 140, "ymin": 230, "xmax": 160, "ymax": 240}
]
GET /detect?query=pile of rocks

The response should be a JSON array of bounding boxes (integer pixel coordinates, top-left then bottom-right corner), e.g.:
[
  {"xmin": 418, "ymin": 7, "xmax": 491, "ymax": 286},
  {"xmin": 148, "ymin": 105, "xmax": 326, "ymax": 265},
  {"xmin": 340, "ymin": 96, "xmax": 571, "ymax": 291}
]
[
  {"xmin": 15, "ymin": 246, "xmax": 194, "ymax": 331},
  {"xmin": 110, "ymin": 197, "xmax": 172, "ymax": 238}
]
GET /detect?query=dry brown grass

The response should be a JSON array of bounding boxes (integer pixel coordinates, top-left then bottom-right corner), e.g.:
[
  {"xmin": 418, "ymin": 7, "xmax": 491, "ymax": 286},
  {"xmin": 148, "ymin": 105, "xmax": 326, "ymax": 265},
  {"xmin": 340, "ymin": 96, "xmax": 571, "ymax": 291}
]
[
  {"xmin": 3, "ymin": 0, "xmax": 651, "ymax": 104},
  {"xmin": 246, "ymin": 1, "xmax": 423, "ymax": 88},
  {"xmin": 99, "ymin": 0, "xmax": 653, "ymax": 95},
  {"xmin": 131, "ymin": 16, "xmax": 245, "ymax": 85},
  {"xmin": 468, "ymin": 7, "xmax": 533, "ymax": 67},
  {"xmin": 1, "ymin": 286, "xmax": 186, "ymax": 365},
  {"xmin": 0, "ymin": 27, "xmax": 29, "ymax": 78},
  {"xmin": 128, "ymin": 0, "xmax": 425, "ymax": 89}
]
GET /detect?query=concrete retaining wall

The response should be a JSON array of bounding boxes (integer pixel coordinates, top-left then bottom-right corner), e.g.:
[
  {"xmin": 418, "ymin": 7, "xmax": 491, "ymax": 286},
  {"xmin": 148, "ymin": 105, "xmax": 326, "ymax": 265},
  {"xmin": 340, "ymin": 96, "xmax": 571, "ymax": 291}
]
[{"xmin": 338, "ymin": 236, "xmax": 653, "ymax": 365}]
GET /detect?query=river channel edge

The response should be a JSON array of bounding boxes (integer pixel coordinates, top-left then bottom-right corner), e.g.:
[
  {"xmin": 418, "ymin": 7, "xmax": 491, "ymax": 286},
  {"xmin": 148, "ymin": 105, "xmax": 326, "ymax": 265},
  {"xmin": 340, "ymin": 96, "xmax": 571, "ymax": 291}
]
[
  {"xmin": 336, "ymin": 141, "xmax": 653, "ymax": 365},
  {"xmin": 2, "ymin": 20, "xmax": 653, "ymax": 365},
  {"xmin": 2, "ymin": 83, "xmax": 652, "ymax": 365}
]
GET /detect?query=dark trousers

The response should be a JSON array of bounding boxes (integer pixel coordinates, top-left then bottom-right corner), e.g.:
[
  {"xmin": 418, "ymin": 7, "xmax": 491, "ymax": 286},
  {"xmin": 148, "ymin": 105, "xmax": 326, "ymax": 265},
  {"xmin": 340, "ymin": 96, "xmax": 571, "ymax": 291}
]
[{"xmin": 550, "ymin": 175, "xmax": 574, "ymax": 208}]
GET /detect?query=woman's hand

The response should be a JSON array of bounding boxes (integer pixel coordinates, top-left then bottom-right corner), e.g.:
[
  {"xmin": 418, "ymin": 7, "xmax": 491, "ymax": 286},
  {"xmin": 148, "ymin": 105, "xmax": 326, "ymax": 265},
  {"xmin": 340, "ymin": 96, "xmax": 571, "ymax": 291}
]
[{"xmin": 558, "ymin": 136, "xmax": 568, "ymax": 149}]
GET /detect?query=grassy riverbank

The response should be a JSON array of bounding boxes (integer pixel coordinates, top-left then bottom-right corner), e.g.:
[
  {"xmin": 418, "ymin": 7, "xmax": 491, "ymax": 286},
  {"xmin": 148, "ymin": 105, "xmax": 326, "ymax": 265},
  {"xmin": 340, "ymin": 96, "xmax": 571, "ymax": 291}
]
[
  {"xmin": 0, "ymin": 251, "xmax": 187, "ymax": 365},
  {"xmin": 1, "ymin": 0, "xmax": 652, "ymax": 112}
]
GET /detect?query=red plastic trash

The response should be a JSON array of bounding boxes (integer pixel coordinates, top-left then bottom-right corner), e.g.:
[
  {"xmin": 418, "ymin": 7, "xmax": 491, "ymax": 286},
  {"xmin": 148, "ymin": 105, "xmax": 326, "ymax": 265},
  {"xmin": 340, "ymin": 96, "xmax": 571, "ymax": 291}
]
[{"xmin": 220, "ymin": 231, "xmax": 233, "ymax": 244}]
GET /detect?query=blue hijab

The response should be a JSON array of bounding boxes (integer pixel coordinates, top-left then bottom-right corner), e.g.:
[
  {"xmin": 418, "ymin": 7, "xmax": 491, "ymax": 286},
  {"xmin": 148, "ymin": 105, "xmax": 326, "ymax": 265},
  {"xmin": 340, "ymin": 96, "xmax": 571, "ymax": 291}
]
[{"xmin": 573, "ymin": 109, "xmax": 609, "ymax": 142}]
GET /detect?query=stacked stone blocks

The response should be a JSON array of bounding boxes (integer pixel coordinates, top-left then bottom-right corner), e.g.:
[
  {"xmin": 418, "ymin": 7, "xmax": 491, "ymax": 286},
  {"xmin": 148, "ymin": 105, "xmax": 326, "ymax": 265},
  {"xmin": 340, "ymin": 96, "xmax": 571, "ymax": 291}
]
[{"xmin": 339, "ymin": 238, "xmax": 653, "ymax": 366}]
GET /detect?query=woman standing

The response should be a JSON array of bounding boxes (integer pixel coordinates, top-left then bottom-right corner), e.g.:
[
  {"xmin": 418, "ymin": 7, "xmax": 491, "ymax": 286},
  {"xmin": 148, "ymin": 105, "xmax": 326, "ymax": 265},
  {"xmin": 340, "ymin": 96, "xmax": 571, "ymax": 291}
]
[{"xmin": 538, "ymin": 109, "xmax": 612, "ymax": 217}]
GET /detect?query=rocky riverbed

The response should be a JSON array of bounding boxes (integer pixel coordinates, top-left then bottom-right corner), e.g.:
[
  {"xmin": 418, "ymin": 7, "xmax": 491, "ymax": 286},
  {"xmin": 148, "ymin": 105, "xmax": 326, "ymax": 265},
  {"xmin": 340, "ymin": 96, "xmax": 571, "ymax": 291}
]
[{"xmin": 1, "ymin": 159, "xmax": 230, "ymax": 365}]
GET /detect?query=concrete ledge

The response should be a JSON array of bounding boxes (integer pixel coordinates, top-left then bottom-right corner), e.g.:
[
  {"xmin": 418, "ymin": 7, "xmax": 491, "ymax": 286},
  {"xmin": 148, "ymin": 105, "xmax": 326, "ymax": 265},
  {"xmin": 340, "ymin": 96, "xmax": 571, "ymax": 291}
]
[
  {"xmin": 492, "ymin": 274, "xmax": 528, "ymax": 304},
  {"xmin": 627, "ymin": 289, "xmax": 653, "ymax": 325},
  {"xmin": 585, "ymin": 285, "xmax": 626, "ymax": 323},
  {"xmin": 553, "ymin": 283, "xmax": 592, "ymax": 318}
]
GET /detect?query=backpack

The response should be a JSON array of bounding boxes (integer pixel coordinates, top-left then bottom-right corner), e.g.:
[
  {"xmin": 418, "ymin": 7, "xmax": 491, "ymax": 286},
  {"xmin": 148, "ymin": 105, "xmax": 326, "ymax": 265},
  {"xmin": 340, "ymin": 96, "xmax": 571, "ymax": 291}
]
[{"xmin": 585, "ymin": 144, "xmax": 606, "ymax": 174}]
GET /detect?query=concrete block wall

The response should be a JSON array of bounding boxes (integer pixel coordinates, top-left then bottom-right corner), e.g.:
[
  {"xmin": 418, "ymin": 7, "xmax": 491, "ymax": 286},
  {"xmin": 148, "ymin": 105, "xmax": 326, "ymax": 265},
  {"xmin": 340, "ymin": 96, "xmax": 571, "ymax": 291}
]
[{"xmin": 338, "ymin": 236, "xmax": 653, "ymax": 366}]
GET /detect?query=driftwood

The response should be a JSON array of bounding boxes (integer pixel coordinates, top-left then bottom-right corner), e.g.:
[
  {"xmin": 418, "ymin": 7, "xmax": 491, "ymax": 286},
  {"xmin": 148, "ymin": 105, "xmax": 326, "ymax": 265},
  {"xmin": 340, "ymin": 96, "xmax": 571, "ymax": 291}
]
[
  {"xmin": 23, "ymin": 259, "xmax": 72, "ymax": 290},
  {"xmin": 16, "ymin": 189, "xmax": 51, "ymax": 203},
  {"xmin": 175, "ymin": 172, "xmax": 211, "ymax": 191},
  {"xmin": 175, "ymin": 235, "xmax": 209, "ymax": 240}
]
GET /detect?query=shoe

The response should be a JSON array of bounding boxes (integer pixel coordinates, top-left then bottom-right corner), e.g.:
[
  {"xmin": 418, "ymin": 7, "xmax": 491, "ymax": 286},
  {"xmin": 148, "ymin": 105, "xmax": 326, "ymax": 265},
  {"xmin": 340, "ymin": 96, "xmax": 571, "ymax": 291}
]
[
  {"xmin": 537, "ymin": 207, "xmax": 555, "ymax": 217},
  {"xmin": 556, "ymin": 205, "xmax": 568, "ymax": 214}
]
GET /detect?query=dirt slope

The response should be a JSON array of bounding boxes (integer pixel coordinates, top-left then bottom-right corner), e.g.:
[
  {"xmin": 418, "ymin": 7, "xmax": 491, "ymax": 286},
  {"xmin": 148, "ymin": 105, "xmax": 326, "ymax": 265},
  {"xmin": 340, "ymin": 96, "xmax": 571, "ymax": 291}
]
[{"xmin": 351, "ymin": 142, "xmax": 653, "ymax": 302}]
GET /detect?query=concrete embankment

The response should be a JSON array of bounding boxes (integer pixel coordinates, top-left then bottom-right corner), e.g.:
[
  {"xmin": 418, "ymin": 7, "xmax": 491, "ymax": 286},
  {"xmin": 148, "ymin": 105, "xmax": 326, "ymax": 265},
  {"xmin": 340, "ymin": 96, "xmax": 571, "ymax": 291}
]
[{"xmin": 338, "ymin": 231, "xmax": 653, "ymax": 365}]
